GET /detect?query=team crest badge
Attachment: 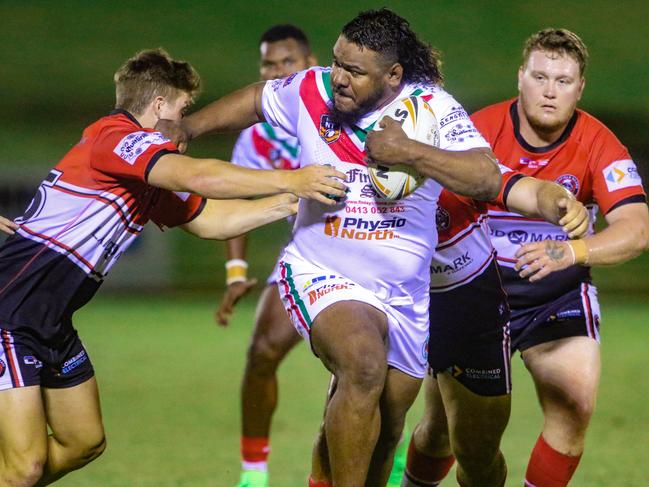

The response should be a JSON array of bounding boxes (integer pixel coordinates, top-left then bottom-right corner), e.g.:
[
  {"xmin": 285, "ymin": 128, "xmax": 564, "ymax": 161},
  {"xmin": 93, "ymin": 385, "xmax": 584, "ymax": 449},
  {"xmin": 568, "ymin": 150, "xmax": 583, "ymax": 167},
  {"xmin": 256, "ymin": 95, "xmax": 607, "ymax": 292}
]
[
  {"xmin": 556, "ymin": 174, "xmax": 580, "ymax": 195},
  {"xmin": 319, "ymin": 114, "xmax": 341, "ymax": 144},
  {"xmin": 436, "ymin": 206, "xmax": 450, "ymax": 232}
]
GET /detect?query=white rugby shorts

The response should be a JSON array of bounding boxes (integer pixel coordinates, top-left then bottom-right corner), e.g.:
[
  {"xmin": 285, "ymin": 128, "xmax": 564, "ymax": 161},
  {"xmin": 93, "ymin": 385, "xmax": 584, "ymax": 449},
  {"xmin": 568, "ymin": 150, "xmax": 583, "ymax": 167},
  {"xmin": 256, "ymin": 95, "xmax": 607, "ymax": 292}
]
[{"xmin": 277, "ymin": 258, "xmax": 429, "ymax": 378}]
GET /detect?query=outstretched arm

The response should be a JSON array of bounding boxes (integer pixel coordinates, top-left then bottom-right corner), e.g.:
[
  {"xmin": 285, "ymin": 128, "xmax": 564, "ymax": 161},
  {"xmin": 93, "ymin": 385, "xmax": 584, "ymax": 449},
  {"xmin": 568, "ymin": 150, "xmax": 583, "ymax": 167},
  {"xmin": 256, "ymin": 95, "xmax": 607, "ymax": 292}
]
[
  {"xmin": 515, "ymin": 202, "xmax": 649, "ymax": 281},
  {"xmin": 148, "ymin": 153, "xmax": 347, "ymax": 205},
  {"xmin": 156, "ymin": 82, "xmax": 265, "ymax": 151},
  {"xmin": 181, "ymin": 194, "xmax": 297, "ymax": 240},
  {"xmin": 505, "ymin": 177, "xmax": 589, "ymax": 238},
  {"xmin": 364, "ymin": 117, "xmax": 502, "ymax": 201}
]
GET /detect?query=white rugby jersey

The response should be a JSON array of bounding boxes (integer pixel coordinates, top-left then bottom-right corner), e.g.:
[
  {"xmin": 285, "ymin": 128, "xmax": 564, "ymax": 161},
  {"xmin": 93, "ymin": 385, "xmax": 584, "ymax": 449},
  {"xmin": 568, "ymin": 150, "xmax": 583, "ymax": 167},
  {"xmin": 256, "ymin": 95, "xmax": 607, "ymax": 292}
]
[
  {"xmin": 261, "ymin": 67, "xmax": 490, "ymax": 302},
  {"xmin": 232, "ymin": 123, "xmax": 300, "ymax": 171}
]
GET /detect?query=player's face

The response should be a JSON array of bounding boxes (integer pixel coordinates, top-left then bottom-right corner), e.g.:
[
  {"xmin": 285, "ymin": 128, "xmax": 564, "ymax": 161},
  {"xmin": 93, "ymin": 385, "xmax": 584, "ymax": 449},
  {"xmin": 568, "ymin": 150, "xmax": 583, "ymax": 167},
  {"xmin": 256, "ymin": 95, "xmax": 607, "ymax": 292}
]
[
  {"xmin": 158, "ymin": 91, "xmax": 192, "ymax": 122},
  {"xmin": 259, "ymin": 38, "xmax": 314, "ymax": 80},
  {"xmin": 518, "ymin": 49, "xmax": 585, "ymax": 136},
  {"xmin": 330, "ymin": 35, "xmax": 400, "ymax": 124}
]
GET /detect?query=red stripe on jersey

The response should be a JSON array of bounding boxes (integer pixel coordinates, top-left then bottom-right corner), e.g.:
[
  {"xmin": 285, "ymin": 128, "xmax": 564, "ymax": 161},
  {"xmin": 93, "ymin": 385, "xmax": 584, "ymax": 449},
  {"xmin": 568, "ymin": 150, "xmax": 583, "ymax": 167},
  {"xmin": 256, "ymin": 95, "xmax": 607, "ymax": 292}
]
[
  {"xmin": 299, "ymin": 71, "xmax": 367, "ymax": 166},
  {"xmin": 279, "ymin": 263, "xmax": 311, "ymax": 335},
  {"xmin": 50, "ymin": 185, "xmax": 140, "ymax": 233},
  {"xmin": 436, "ymin": 220, "xmax": 484, "ymax": 251},
  {"xmin": 251, "ymin": 126, "xmax": 276, "ymax": 162},
  {"xmin": 2, "ymin": 331, "xmax": 23, "ymax": 387},
  {"xmin": 19, "ymin": 225, "xmax": 96, "ymax": 271}
]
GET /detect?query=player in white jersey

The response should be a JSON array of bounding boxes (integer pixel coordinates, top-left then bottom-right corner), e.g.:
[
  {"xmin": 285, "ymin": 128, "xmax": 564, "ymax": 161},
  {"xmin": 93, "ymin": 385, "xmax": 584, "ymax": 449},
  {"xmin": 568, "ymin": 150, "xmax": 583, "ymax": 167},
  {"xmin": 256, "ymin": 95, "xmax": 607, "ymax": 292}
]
[
  {"xmin": 157, "ymin": 8, "xmax": 503, "ymax": 486},
  {"xmin": 213, "ymin": 25, "xmax": 316, "ymax": 487},
  {"xmin": 0, "ymin": 49, "xmax": 348, "ymax": 487}
]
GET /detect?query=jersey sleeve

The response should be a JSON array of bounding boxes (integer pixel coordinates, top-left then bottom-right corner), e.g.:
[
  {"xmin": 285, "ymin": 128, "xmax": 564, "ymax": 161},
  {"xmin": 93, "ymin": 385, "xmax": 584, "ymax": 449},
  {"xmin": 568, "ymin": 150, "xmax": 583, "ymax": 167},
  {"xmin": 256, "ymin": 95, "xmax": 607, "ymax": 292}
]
[
  {"xmin": 589, "ymin": 128, "xmax": 646, "ymax": 214},
  {"xmin": 261, "ymin": 69, "xmax": 308, "ymax": 137},
  {"xmin": 493, "ymin": 164, "xmax": 526, "ymax": 209},
  {"xmin": 431, "ymin": 90, "xmax": 491, "ymax": 152},
  {"xmin": 91, "ymin": 127, "xmax": 178, "ymax": 182},
  {"xmin": 149, "ymin": 190, "xmax": 206, "ymax": 229}
]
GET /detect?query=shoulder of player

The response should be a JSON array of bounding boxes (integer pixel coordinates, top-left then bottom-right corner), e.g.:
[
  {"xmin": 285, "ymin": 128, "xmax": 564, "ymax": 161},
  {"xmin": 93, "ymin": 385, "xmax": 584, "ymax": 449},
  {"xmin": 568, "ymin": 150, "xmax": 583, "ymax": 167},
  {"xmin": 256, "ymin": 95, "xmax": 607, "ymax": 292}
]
[{"xmin": 573, "ymin": 108, "xmax": 623, "ymax": 145}]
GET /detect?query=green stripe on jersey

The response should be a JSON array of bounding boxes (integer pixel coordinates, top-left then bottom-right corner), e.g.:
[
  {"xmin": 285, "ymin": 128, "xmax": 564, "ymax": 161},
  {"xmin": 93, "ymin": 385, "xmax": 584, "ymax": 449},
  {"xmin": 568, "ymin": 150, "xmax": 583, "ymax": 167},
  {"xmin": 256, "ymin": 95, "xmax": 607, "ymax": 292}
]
[
  {"xmin": 322, "ymin": 71, "xmax": 334, "ymax": 101},
  {"xmin": 260, "ymin": 123, "xmax": 299, "ymax": 158},
  {"xmin": 284, "ymin": 263, "xmax": 313, "ymax": 328}
]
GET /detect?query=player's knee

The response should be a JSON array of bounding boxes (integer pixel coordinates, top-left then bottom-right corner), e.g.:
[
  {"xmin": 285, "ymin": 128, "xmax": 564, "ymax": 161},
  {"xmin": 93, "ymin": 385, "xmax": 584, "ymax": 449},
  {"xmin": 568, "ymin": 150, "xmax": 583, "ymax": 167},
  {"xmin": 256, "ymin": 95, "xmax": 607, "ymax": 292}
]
[
  {"xmin": 415, "ymin": 420, "xmax": 450, "ymax": 454},
  {"xmin": 343, "ymin": 354, "xmax": 387, "ymax": 396},
  {"xmin": 246, "ymin": 337, "xmax": 284, "ymax": 373},
  {"xmin": 555, "ymin": 390, "xmax": 596, "ymax": 429},
  {"xmin": 1, "ymin": 451, "xmax": 46, "ymax": 487},
  {"xmin": 453, "ymin": 440, "xmax": 500, "ymax": 475}
]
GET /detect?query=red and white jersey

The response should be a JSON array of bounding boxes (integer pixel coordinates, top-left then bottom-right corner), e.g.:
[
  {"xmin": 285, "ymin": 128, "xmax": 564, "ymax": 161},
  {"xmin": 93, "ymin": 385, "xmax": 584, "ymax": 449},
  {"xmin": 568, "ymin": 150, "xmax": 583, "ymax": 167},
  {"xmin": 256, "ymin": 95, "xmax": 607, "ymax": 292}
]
[
  {"xmin": 261, "ymin": 67, "xmax": 490, "ymax": 303},
  {"xmin": 430, "ymin": 165, "xmax": 523, "ymax": 292},
  {"xmin": 474, "ymin": 99, "xmax": 646, "ymax": 308},
  {"xmin": 231, "ymin": 123, "xmax": 300, "ymax": 171},
  {"xmin": 0, "ymin": 110, "xmax": 204, "ymax": 335}
]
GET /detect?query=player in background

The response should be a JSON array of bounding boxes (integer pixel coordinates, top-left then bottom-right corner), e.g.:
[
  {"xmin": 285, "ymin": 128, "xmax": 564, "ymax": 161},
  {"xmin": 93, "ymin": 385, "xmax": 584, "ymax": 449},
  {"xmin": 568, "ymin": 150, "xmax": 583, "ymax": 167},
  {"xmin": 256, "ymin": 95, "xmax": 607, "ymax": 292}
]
[
  {"xmin": 0, "ymin": 48, "xmax": 346, "ymax": 487},
  {"xmin": 212, "ymin": 25, "xmax": 316, "ymax": 487},
  {"xmin": 156, "ymin": 8, "xmax": 505, "ymax": 486},
  {"xmin": 401, "ymin": 28, "xmax": 649, "ymax": 487}
]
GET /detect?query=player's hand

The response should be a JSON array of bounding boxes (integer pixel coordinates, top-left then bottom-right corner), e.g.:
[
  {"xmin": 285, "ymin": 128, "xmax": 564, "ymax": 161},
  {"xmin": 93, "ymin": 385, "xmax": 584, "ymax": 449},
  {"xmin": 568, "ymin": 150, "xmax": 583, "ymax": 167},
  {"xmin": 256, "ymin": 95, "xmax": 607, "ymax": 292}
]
[
  {"xmin": 288, "ymin": 165, "xmax": 347, "ymax": 205},
  {"xmin": 155, "ymin": 119, "xmax": 190, "ymax": 153},
  {"xmin": 215, "ymin": 278, "xmax": 258, "ymax": 327},
  {"xmin": 514, "ymin": 240, "xmax": 574, "ymax": 282},
  {"xmin": 0, "ymin": 216, "xmax": 18, "ymax": 235},
  {"xmin": 557, "ymin": 198, "xmax": 589, "ymax": 239},
  {"xmin": 365, "ymin": 117, "xmax": 410, "ymax": 166}
]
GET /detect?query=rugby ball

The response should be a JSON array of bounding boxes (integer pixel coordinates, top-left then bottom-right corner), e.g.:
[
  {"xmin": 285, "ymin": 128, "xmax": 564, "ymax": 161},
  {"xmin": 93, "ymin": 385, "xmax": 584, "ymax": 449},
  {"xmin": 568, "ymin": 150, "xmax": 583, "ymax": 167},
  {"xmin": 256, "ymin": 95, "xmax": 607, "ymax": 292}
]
[{"xmin": 368, "ymin": 96, "xmax": 440, "ymax": 200}]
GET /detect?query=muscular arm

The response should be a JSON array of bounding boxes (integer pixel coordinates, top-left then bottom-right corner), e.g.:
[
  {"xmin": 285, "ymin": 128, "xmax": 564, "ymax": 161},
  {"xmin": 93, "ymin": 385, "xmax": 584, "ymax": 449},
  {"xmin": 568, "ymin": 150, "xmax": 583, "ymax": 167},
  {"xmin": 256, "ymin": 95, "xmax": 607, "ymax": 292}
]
[
  {"xmin": 364, "ymin": 117, "xmax": 501, "ymax": 201},
  {"xmin": 515, "ymin": 202, "xmax": 649, "ymax": 281},
  {"xmin": 505, "ymin": 177, "xmax": 589, "ymax": 238},
  {"xmin": 181, "ymin": 194, "xmax": 297, "ymax": 240},
  {"xmin": 148, "ymin": 153, "xmax": 346, "ymax": 203}
]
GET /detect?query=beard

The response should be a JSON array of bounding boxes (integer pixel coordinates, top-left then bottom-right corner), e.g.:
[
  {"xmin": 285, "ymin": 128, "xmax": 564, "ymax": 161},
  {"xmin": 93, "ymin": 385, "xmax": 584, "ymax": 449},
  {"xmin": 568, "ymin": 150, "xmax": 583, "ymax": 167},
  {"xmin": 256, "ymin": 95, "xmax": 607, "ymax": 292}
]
[{"xmin": 328, "ymin": 88, "xmax": 386, "ymax": 127}]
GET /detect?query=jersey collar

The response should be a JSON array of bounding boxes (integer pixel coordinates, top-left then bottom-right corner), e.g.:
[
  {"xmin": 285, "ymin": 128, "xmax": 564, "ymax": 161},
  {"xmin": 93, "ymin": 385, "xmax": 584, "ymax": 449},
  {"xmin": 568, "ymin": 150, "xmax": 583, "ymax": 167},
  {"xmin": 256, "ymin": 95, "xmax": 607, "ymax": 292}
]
[
  {"xmin": 109, "ymin": 108, "xmax": 142, "ymax": 128},
  {"xmin": 510, "ymin": 100, "xmax": 578, "ymax": 154}
]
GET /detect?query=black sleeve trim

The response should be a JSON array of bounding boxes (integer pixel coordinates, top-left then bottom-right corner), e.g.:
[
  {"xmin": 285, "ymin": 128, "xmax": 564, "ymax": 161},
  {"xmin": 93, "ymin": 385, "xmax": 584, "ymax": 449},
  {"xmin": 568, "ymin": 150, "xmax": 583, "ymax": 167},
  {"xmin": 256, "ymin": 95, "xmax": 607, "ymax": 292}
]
[
  {"xmin": 185, "ymin": 197, "xmax": 207, "ymax": 224},
  {"xmin": 605, "ymin": 194, "xmax": 647, "ymax": 214},
  {"xmin": 502, "ymin": 173, "xmax": 527, "ymax": 210},
  {"xmin": 144, "ymin": 149, "xmax": 179, "ymax": 182}
]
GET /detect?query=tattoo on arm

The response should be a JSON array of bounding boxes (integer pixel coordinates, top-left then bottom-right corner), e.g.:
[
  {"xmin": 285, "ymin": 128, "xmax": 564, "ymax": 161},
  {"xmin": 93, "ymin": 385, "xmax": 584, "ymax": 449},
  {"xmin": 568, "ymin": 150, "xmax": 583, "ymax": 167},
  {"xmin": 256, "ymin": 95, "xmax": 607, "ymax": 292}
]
[{"xmin": 545, "ymin": 241, "xmax": 566, "ymax": 261}]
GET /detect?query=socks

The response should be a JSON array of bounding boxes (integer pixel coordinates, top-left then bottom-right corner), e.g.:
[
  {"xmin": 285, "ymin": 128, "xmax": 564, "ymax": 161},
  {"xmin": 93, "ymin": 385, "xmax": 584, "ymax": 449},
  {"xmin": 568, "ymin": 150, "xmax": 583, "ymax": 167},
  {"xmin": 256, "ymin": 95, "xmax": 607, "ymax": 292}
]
[
  {"xmin": 241, "ymin": 436, "xmax": 270, "ymax": 472},
  {"xmin": 308, "ymin": 477, "xmax": 332, "ymax": 487},
  {"xmin": 403, "ymin": 439, "xmax": 455, "ymax": 486},
  {"xmin": 524, "ymin": 435, "xmax": 582, "ymax": 487}
]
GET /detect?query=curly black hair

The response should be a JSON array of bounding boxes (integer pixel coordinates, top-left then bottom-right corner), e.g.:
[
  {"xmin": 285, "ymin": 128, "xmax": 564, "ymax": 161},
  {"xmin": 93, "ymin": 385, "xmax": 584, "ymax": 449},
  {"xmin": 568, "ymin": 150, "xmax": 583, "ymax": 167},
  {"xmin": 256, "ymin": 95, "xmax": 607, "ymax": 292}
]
[{"xmin": 342, "ymin": 8, "xmax": 443, "ymax": 85}]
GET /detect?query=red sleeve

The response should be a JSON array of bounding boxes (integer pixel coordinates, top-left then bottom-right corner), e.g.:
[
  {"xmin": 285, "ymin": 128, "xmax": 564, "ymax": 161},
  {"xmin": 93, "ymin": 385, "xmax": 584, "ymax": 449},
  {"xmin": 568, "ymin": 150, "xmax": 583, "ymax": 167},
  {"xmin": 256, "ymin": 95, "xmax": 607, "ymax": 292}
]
[
  {"xmin": 588, "ymin": 124, "xmax": 646, "ymax": 214},
  {"xmin": 90, "ymin": 126, "xmax": 179, "ymax": 182},
  {"xmin": 149, "ymin": 190, "xmax": 207, "ymax": 229}
]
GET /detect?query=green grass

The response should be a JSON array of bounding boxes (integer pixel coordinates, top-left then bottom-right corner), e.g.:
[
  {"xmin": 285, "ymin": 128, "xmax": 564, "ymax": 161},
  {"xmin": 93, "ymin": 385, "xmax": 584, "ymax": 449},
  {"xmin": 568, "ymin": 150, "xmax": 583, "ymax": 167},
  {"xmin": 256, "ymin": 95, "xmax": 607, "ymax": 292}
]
[{"xmin": 56, "ymin": 293, "xmax": 648, "ymax": 486}]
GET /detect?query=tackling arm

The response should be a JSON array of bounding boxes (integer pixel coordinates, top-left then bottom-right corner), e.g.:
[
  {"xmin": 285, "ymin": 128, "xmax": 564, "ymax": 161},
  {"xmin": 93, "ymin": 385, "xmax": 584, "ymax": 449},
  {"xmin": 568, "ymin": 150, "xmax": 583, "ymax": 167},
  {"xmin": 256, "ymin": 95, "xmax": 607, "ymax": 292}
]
[
  {"xmin": 364, "ymin": 117, "xmax": 501, "ymax": 201},
  {"xmin": 180, "ymin": 194, "xmax": 297, "ymax": 240},
  {"xmin": 148, "ymin": 153, "xmax": 347, "ymax": 204}
]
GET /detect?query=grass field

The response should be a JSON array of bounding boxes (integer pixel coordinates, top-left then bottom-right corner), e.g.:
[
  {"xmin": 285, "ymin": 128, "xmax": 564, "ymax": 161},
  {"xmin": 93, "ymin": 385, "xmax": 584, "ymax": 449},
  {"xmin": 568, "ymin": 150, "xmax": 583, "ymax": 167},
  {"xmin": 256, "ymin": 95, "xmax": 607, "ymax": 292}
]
[{"xmin": 54, "ymin": 293, "xmax": 648, "ymax": 486}]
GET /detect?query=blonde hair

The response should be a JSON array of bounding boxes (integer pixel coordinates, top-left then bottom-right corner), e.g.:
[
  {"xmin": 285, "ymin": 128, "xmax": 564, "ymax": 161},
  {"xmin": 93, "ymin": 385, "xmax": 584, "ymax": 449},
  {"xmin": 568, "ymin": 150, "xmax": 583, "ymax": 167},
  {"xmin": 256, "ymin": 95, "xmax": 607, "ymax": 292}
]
[
  {"xmin": 523, "ymin": 28, "xmax": 589, "ymax": 76},
  {"xmin": 114, "ymin": 48, "xmax": 201, "ymax": 115}
]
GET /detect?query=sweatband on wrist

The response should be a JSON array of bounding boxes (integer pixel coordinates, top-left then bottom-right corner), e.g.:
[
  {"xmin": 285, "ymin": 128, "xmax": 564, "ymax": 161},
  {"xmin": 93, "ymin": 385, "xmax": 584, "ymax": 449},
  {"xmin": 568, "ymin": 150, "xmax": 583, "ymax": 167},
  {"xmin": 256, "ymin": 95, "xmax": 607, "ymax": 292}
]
[{"xmin": 225, "ymin": 259, "xmax": 248, "ymax": 285}]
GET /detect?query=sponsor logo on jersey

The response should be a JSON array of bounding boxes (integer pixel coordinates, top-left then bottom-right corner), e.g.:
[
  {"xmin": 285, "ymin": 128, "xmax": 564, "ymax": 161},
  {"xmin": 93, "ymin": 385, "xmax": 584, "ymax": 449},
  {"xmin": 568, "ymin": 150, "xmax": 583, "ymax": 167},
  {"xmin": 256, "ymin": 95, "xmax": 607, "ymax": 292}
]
[
  {"xmin": 438, "ymin": 105, "xmax": 469, "ymax": 128},
  {"xmin": 302, "ymin": 274, "xmax": 337, "ymax": 291},
  {"xmin": 555, "ymin": 309, "xmax": 583, "ymax": 320},
  {"xmin": 308, "ymin": 282, "xmax": 356, "ymax": 305},
  {"xmin": 283, "ymin": 72, "xmax": 298, "ymax": 87},
  {"xmin": 360, "ymin": 184, "xmax": 379, "ymax": 198},
  {"xmin": 555, "ymin": 174, "xmax": 580, "ymax": 195},
  {"xmin": 491, "ymin": 229, "xmax": 569, "ymax": 244},
  {"xmin": 0, "ymin": 359, "xmax": 5, "ymax": 377},
  {"xmin": 346, "ymin": 168, "xmax": 370, "ymax": 184},
  {"xmin": 430, "ymin": 252, "xmax": 473, "ymax": 275},
  {"xmin": 444, "ymin": 124, "xmax": 481, "ymax": 144},
  {"xmin": 603, "ymin": 159, "xmax": 642, "ymax": 192},
  {"xmin": 23, "ymin": 356, "xmax": 43, "ymax": 368},
  {"xmin": 436, "ymin": 206, "xmax": 450, "ymax": 232},
  {"xmin": 319, "ymin": 114, "xmax": 341, "ymax": 144},
  {"xmin": 324, "ymin": 216, "xmax": 404, "ymax": 240},
  {"xmin": 60, "ymin": 350, "xmax": 88, "ymax": 375},
  {"xmin": 114, "ymin": 131, "xmax": 169, "ymax": 165},
  {"xmin": 519, "ymin": 157, "xmax": 549, "ymax": 169}
]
